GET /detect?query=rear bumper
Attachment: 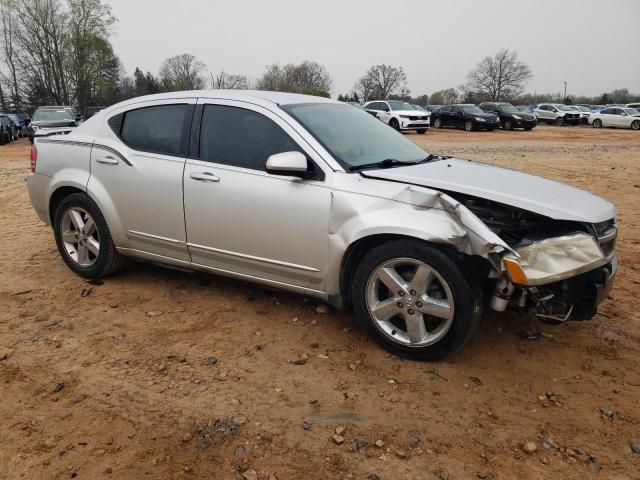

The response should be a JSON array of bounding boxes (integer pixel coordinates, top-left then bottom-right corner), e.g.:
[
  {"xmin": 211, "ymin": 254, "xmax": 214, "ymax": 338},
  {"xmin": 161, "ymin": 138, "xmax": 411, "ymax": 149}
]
[{"xmin": 27, "ymin": 173, "xmax": 50, "ymax": 225}]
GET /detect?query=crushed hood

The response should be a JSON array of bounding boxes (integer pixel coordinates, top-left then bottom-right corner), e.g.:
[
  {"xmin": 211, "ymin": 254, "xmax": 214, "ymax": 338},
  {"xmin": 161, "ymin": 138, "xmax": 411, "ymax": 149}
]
[{"xmin": 362, "ymin": 158, "xmax": 615, "ymax": 223}]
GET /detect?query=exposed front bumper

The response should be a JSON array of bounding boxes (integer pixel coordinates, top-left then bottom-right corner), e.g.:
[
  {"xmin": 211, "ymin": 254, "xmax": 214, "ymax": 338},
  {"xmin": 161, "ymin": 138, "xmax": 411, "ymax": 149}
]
[{"xmin": 400, "ymin": 119, "xmax": 430, "ymax": 130}]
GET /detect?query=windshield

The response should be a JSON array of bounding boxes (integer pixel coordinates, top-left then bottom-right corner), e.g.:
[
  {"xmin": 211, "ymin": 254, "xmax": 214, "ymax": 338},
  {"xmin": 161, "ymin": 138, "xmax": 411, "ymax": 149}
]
[
  {"xmin": 461, "ymin": 105, "xmax": 484, "ymax": 114},
  {"xmin": 623, "ymin": 108, "xmax": 640, "ymax": 115},
  {"xmin": 387, "ymin": 101, "xmax": 414, "ymax": 111},
  {"xmin": 576, "ymin": 106, "xmax": 590, "ymax": 112},
  {"xmin": 281, "ymin": 103, "xmax": 429, "ymax": 170},
  {"xmin": 557, "ymin": 105, "xmax": 574, "ymax": 111},
  {"xmin": 498, "ymin": 104, "xmax": 520, "ymax": 113},
  {"xmin": 32, "ymin": 109, "xmax": 73, "ymax": 122}
]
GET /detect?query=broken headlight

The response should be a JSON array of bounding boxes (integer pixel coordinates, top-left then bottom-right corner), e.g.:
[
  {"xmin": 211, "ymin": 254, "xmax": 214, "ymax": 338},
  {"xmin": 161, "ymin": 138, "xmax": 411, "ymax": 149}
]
[{"xmin": 502, "ymin": 233, "xmax": 607, "ymax": 286}]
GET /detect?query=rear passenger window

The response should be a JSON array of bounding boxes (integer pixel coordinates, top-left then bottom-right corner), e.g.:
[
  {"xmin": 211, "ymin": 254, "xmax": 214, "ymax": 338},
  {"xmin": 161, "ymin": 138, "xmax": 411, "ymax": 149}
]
[
  {"xmin": 116, "ymin": 104, "xmax": 191, "ymax": 156},
  {"xmin": 199, "ymin": 105, "xmax": 300, "ymax": 171}
]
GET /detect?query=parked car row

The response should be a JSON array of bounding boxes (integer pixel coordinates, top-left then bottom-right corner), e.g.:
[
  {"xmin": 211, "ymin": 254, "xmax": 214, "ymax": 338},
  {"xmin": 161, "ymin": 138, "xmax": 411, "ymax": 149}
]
[
  {"xmin": 0, "ymin": 105, "xmax": 107, "ymax": 146},
  {"xmin": 516, "ymin": 103, "xmax": 640, "ymax": 129}
]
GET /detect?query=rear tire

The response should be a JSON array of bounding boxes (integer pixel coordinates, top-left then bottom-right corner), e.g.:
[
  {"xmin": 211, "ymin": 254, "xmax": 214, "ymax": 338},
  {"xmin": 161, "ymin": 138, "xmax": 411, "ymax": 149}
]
[
  {"xmin": 592, "ymin": 119, "xmax": 602, "ymax": 128},
  {"xmin": 351, "ymin": 239, "xmax": 482, "ymax": 360},
  {"xmin": 53, "ymin": 193, "xmax": 126, "ymax": 279},
  {"xmin": 555, "ymin": 117, "xmax": 564, "ymax": 126}
]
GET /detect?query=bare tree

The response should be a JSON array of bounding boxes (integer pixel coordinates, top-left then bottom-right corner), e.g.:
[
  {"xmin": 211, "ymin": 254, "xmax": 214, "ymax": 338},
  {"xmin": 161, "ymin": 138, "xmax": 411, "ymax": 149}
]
[
  {"xmin": 463, "ymin": 49, "xmax": 533, "ymax": 101},
  {"xmin": 159, "ymin": 53, "xmax": 206, "ymax": 91},
  {"xmin": 7, "ymin": 0, "xmax": 71, "ymax": 105},
  {"xmin": 255, "ymin": 61, "xmax": 332, "ymax": 96},
  {"xmin": 354, "ymin": 64, "xmax": 407, "ymax": 101},
  {"xmin": 0, "ymin": 2, "xmax": 21, "ymax": 109},
  {"xmin": 430, "ymin": 88, "xmax": 459, "ymax": 105},
  {"xmin": 211, "ymin": 69, "xmax": 248, "ymax": 90}
]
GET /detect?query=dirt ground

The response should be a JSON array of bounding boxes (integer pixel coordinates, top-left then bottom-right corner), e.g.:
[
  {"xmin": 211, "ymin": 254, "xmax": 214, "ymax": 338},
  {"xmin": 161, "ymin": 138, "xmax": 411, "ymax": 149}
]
[{"xmin": 1, "ymin": 125, "xmax": 639, "ymax": 480}]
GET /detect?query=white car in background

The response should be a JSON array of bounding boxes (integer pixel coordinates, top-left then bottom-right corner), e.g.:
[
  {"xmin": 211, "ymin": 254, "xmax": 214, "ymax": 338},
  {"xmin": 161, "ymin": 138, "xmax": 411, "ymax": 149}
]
[
  {"xmin": 533, "ymin": 103, "xmax": 581, "ymax": 125},
  {"xmin": 625, "ymin": 102, "xmax": 640, "ymax": 111},
  {"xmin": 364, "ymin": 100, "xmax": 430, "ymax": 134},
  {"xmin": 570, "ymin": 106, "xmax": 591, "ymax": 124},
  {"xmin": 589, "ymin": 106, "xmax": 640, "ymax": 130}
]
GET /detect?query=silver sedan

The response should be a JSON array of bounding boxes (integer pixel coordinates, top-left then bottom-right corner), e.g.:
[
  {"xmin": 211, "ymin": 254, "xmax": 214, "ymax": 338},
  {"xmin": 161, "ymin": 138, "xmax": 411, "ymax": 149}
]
[{"xmin": 27, "ymin": 90, "xmax": 617, "ymax": 359}]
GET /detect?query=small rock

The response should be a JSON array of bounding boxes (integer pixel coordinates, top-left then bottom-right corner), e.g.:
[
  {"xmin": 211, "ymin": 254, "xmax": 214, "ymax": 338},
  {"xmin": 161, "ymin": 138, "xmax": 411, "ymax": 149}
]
[
  {"xmin": 315, "ymin": 304, "xmax": 329, "ymax": 314},
  {"xmin": 181, "ymin": 433, "xmax": 192, "ymax": 442},
  {"xmin": 335, "ymin": 426, "xmax": 346, "ymax": 435},
  {"xmin": 630, "ymin": 440, "xmax": 640, "ymax": 454},
  {"xmin": 374, "ymin": 439, "xmax": 385, "ymax": 448},
  {"xmin": 146, "ymin": 311, "xmax": 164, "ymax": 317},
  {"xmin": 52, "ymin": 381, "xmax": 65, "ymax": 393},
  {"xmin": 332, "ymin": 434, "xmax": 345, "ymax": 445},
  {"xmin": 81, "ymin": 287, "xmax": 92, "ymax": 297},
  {"xmin": 242, "ymin": 471, "xmax": 258, "ymax": 480},
  {"xmin": 367, "ymin": 475, "xmax": 381, "ymax": 480},
  {"xmin": 348, "ymin": 363, "xmax": 356, "ymax": 371},
  {"xmin": 310, "ymin": 342, "xmax": 320, "ymax": 349},
  {"xmin": 302, "ymin": 422, "xmax": 311, "ymax": 430},
  {"xmin": 395, "ymin": 449, "xmax": 410, "ymax": 460},
  {"xmin": 233, "ymin": 415, "xmax": 248, "ymax": 425},
  {"xmin": 409, "ymin": 434, "xmax": 420, "ymax": 448},
  {"xmin": 291, "ymin": 358, "xmax": 306, "ymax": 366},
  {"xmin": 109, "ymin": 303, "xmax": 119, "ymax": 309},
  {"xmin": 522, "ymin": 441, "xmax": 537, "ymax": 454}
]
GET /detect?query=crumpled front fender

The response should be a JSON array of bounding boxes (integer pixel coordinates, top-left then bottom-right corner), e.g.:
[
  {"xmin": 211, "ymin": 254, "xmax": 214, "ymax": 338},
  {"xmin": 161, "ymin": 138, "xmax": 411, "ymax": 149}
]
[{"xmin": 326, "ymin": 182, "xmax": 512, "ymax": 297}]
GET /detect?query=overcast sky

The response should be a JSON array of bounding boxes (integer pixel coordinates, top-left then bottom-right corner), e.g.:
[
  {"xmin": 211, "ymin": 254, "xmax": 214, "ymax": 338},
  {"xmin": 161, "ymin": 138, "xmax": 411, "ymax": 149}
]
[{"xmin": 107, "ymin": 0, "xmax": 640, "ymax": 98}]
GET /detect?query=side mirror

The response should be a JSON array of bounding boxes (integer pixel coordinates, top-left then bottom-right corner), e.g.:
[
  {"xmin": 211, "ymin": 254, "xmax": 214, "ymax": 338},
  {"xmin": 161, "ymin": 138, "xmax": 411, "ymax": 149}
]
[{"xmin": 266, "ymin": 151, "xmax": 312, "ymax": 178}]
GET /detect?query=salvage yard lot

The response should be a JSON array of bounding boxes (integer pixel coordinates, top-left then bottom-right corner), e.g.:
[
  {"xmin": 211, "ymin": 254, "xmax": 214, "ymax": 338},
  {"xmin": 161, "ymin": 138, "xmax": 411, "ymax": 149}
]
[{"xmin": 1, "ymin": 126, "xmax": 639, "ymax": 480}]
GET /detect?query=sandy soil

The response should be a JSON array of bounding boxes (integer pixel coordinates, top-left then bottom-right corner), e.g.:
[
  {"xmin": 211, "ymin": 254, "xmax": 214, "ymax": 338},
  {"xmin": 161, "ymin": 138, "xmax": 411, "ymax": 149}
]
[{"xmin": 1, "ymin": 125, "xmax": 639, "ymax": 480}]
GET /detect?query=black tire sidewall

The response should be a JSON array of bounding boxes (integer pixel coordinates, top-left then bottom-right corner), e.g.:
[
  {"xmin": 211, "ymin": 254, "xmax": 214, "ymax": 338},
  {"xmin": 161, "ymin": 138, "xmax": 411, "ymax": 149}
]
[
  {"xmin": 351, "ymin": 240, "xmax": 480, "ymax": 360},
  {"xmin": 53, "ymin": 193, "xmax": 116, "ymax": 279},
  {"xmin": 632, "ymin": 120, "xmax": 639, "ymax": 130}
]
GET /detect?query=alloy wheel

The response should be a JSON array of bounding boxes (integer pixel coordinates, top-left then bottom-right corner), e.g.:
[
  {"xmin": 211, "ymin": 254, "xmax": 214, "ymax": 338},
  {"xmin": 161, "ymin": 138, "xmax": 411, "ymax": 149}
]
[
  {"xmin": 593, "ymin": 119, "xmax": 602, "ymax": 128},
  {"xmin": 365, "ymin": 258, "xmax": 454, "ymax": 348},
  {"xmin": 632, "ymin": 120, "xmax": 640, "ymax": 130},
  {"xmin": 60, "ymin": 207, "xmax": 100, "ymax": 266},
  {"xmin": 464, "ymin": 121, "xmax": 473, "ymax": 131}
]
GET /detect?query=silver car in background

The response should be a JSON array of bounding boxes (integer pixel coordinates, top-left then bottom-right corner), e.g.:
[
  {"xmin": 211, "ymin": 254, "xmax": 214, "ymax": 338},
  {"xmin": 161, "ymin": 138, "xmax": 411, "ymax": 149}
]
[{"xmin": 27, "ymin": 91, "xmax": 617, "ymax": 359}]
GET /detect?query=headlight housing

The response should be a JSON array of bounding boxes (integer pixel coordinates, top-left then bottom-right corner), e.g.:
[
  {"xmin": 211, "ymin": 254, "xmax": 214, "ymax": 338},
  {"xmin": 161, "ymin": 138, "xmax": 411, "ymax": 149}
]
[
  {"xmin": 475, "ymin": 117, "xmax": 486, "ymax": 122},
  {"xmin": 512, "ymin": 115, "xmax": 522, "ymax": 120},
  {"xmin": 503, "ymin": 233, "xmax": 607, "ymax": 286},
  {"xmin": 400, "ymin": 115, "xmax": 411, "ymax": 119}
]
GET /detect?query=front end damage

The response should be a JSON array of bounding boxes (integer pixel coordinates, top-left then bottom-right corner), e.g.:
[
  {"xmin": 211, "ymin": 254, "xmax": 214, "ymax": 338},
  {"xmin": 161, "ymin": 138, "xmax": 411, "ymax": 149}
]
[{"xmin": 454, "ymin": 194, "xmax": 618, "ymax": 322}]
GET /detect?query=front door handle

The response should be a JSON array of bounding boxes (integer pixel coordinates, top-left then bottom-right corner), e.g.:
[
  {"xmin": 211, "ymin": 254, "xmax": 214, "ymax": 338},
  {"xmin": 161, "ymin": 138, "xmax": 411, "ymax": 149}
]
[
  {"xmin": 190, "ymin": 171, "xmax": 220, "ymax": 182},
  {"xmin": 96, "ymin": 155, "xmax": 119, "ymax": 165}
]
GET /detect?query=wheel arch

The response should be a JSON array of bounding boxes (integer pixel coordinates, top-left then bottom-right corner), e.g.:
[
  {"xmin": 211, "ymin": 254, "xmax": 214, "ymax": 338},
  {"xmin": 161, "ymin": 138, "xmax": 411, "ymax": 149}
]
[
  {"xmin": 48, "ymin": 185, "xmax": 85, "ymax": 224},
  {"xmin": 337, "ymin": 233, "xmax": 492, "ymax": 310}
]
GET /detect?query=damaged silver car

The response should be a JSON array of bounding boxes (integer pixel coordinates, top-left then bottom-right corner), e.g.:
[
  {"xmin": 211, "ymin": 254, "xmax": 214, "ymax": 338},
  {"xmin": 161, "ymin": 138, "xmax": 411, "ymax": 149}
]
[{"xmin": 26, "ymin": 91, "xmax": 617, "ymax": 359}]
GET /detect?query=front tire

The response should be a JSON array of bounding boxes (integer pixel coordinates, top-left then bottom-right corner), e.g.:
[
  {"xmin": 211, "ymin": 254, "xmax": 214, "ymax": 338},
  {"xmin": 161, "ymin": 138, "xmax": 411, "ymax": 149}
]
[
  {"xmin": 555, "ymin": 117, "xmax": 564, "ymax": 126},
  {"xmin": 53, "ymin": 193, "xmax": 126, "ymax": 279},
  {"xmin": 631, "ymin": 120, "xmax": 640, "ymax": 130},
  {"xmin": 351, "ymin": 239, "xmax": 481, "ymax": 360},
  {"xmin": 433, "ymin": 118, "xmax": 442, "ymax": 128},
  {"xmin": 503, "ymin": 119, "xmax": 514, "ymax": 131},
  {"xmin": 389, "ymin": 118, "xmax": 400, "ymax": 131},
  {"xmin": 464, "ymin": 120, "xmax": 474, "ymax": 132}
]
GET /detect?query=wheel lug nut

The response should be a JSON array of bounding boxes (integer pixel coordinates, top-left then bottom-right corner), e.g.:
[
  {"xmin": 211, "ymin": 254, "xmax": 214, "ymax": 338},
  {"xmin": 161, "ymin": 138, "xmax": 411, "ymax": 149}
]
[
  {"xmin": 397, "ymin": 302, "xmax": 403, "ymax": 308},
  {"xmin": 407, "ymin": 309, "xmax": 415, "ymax": 315},
  {"xmin": 416, "ymin": 301, "xmax": 423, "ymax": 308},
  {"xmin": 410, "ymin": 290, "xmax": 416, "ymax": 296},
  {"xmin": 398, "ymin": 291, "xmax": 405, "ymax": 297}
]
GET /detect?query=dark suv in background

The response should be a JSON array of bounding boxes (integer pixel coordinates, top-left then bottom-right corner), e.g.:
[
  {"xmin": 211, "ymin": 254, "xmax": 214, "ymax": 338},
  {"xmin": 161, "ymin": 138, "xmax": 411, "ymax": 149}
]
[
  {"xmin": 479, "ymin": 102, "xmax": 537, "ymax": 131},
  {"xmin": 431, "ymin": 104, "xmax": 500, "ymax": 131}
]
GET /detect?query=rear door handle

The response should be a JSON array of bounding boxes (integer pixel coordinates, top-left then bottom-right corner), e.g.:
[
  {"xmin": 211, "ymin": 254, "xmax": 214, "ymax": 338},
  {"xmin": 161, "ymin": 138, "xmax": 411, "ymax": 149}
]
[
  {"xmin": 96, "ymin": 155, "xmax": 119, "ymax": 165},
  {"xmin": 190, "ymin": 171, "xmax": 220, "ymax": 182}
]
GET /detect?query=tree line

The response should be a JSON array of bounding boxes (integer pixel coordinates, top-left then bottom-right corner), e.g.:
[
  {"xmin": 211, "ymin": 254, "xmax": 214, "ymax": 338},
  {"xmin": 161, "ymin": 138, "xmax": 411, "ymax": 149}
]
[{"xmin": 0, "ymin": 1, "xmax": 636, "ymax": 114}]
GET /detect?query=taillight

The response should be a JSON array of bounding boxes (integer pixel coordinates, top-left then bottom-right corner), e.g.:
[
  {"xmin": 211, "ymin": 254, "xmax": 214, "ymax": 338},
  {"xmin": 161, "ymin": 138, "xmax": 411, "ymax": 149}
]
[{"xmin": 30, "ymin": 144, "xmax": 37, "ymax": 172}]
